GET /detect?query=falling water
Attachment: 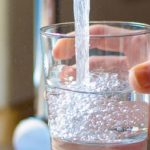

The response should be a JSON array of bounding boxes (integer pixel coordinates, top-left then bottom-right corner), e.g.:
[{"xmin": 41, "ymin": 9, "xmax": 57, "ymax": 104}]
[{"xmin": 73, "ymin": 0, "xmax": 90, "ymax": 84}]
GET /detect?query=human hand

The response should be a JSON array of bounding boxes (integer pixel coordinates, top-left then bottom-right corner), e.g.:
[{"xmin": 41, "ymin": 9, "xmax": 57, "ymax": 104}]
[{"xmin": 53, "ymin": 25, "xmax": 150, "ymax": 94}]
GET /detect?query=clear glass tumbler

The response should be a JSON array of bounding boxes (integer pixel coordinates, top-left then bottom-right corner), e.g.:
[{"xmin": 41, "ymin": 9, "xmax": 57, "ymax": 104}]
[{"xmin": 40, "ymin": 21, "xmax": 150, "ymax": 150}]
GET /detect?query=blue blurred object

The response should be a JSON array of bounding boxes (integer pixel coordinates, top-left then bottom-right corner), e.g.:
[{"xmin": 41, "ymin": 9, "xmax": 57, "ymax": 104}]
[
  {"xmin": 34, "ymin": 0, "xmax": 48, "ymax": 119},
  {"xmin": 13, "ymin": 117, "xmax": 51, "ymax": 150},
  {"xmin": 34, "ymin": 0, "xmax": 42, "ymax": 89}
]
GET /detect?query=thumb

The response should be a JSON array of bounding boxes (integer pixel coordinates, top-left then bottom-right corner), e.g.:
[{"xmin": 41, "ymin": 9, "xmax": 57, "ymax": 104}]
[{"xmin": 129, "ymin": 61, "xmax": 150, "ymax": 94}]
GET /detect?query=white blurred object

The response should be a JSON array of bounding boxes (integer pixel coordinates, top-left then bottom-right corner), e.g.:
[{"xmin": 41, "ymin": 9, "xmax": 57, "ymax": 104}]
[{"xmin": 13, "ymin": 117, "xmax": 51, "ymax": 150}]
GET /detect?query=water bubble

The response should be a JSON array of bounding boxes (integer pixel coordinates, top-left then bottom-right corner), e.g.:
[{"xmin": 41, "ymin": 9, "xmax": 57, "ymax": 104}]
[
  {"xmin": 47, "ymin": 71, "xmax": 148, "ymax": 143},
  {"xmin": 119, "ymin": 101, "xmax": 124, "ymax": 105},
  {"xmin": 123, "ymin": 109, "xmax": 128, "ymax": 113},
  {"xmin": 107, "ymin": 102, "xmax": 112, "ymax": 107},
  {"xmin": 140, "ymin": 123, "xmax": 145, "ymax": 128}
]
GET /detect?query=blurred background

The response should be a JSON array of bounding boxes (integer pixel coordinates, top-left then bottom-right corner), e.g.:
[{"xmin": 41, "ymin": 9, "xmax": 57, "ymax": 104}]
[{"xmin": 0, "ymin": 0, "xmax": 150, "ymax": 149}]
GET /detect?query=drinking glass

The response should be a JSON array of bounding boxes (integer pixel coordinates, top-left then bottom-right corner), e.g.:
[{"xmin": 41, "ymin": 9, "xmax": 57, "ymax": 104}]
[{"xmin": 40, "ymin": 21, "xmax": 150, "ymax": 150}]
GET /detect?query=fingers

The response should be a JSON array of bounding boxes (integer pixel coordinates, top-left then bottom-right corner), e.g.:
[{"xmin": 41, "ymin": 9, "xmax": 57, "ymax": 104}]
[
  {"xmin": 59, "ymin": 56, "xmax": 150, "ymax": 94},
  {"xmin": 89, "ymin": 56, "xmax": 128, "ymax": 72},
  {"xmin": 89, "ymin": 25, "xmax": 129, "ymax": 52},
  {"xmin": 129, "ymin": 61, "xmax": 150, "ymax": 93},
  {"xmin": 59, "ymin": 56, "xmax": 128, "ymax": 82},
  {"xmin": 53, "ymin": 38, "xmax": 75, "ymax": 60},
  {"xmin": 59, "ymin": 65, "xmax": 76, "ymax": 82},
  {"xmin": 53, "ymin": 25, "xmax": 130, "ymax": 60}
]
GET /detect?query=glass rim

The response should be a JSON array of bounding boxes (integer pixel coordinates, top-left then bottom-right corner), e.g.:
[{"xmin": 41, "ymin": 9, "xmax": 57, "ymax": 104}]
[
  {"xmin": 48, "ymin": 85, "xmax": 131, "ymax": 95},
  {"xmin": 40, "ymin": 21, "xmax": 150, "ymax": 38}
]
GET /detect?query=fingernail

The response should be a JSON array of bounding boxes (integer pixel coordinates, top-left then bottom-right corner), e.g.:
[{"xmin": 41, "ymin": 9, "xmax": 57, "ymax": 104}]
[{"xmin": 130, "ymin": 62, "xmax": 150, "ymax": 89}]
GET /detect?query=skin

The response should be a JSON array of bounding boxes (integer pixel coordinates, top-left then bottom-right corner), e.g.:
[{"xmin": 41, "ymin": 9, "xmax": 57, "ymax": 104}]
[
  {"xmin": 51, "ymin": 25, "xmax": 150, "ymax": 150},
  {"xmin": 53, "ymin": 25, "xmax": 150, "ymax": 94}
]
